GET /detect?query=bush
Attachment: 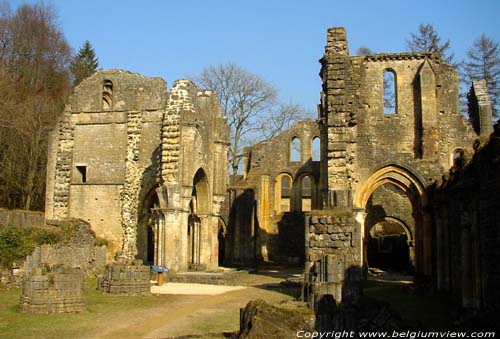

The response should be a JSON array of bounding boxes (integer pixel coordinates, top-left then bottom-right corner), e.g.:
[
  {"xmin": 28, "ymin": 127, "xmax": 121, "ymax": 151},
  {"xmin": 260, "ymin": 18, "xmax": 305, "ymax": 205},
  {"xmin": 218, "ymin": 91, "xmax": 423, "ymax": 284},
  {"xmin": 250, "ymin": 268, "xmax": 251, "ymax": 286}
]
[{"xmin": 0, "ymin": 224, "xmax": 61, "ymax": 268}]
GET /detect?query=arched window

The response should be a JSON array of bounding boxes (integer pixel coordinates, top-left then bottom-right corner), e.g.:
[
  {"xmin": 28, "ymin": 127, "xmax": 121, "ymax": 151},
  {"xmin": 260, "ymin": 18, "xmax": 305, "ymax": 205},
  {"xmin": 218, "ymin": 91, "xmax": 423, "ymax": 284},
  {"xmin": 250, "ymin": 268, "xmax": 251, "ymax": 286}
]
[
  {"xmin": 301, "ymin": 175, "xmax": 313, "ymax": 212},
  {"xmin": 281, "ymin": 176, "xmax": 291, "ymax": 198},
  {"xmin": 276, "ymin": 174, "xmax": 292, "ymax": 213},
  {"xmin": 290, "ymin": 137, "xmax": 301, "ymax": 162},
  {"xmin": 302, "ymin": 176, "xmax": 312, "ymax": 198},
  {"xmin": 452, "ymin": 149, "xmax": 465, "ymax": 168},
  {"xmin": 102, "ymin": 79, "xmax": 113, "ymax": 109},
  {"xmin": 383, "ymin": 70, "xmax": 397, "ymax": 114},
  {"xmin": 312, "ymin": 137, "xmax": 320, "ymax": 162}
]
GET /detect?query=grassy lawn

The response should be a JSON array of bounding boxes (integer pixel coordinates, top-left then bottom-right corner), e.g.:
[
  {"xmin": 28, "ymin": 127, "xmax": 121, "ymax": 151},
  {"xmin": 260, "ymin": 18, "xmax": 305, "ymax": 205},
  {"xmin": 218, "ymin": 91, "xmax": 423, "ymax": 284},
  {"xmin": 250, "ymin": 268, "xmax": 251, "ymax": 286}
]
[
  {"xmin": 0, "ymin": 278, "xmax": 176, "ymax": 339},
  {"xmin": 363, "ymin": 279, "xmax": 453, "ymax": 330}
]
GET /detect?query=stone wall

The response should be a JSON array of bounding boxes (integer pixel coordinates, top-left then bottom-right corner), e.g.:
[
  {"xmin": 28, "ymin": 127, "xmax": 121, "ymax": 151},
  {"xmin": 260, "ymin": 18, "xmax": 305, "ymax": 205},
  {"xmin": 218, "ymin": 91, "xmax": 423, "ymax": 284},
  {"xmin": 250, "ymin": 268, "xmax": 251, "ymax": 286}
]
[
  {"xmin": 303, "ymin": 211, "xmax": 363, "ymax": 308},
  {"xmin": 19, "ymin": 268, "xmax": 85, "ymax": 313},
  {"xmin": 45, "ymin": 70, "xmax": 229, "ymax": 272},
  {"xmin": 432, "ymin": 121, "xmax": 500, "ymax": 311},
  {"xmin": 226, "ymin": 120, "xmax": 321, "ymax": 265},
  {"xmin": 18, "ymin": 219, "xmax": 105, "ymax": 313},
  {"xmin": 98, "ymin": 259, "xmax": 150, "ymax": 295},
  {"xmin": 22, "ymin": 219, "xmax": 106, "ymax": 276},
  {"xmin": 0, "ymin": 208, "xmax": 45, "ymax": 228},
  {"xmin": 318, "ymin": 27, "xmax": 479, "ymax": 281}
]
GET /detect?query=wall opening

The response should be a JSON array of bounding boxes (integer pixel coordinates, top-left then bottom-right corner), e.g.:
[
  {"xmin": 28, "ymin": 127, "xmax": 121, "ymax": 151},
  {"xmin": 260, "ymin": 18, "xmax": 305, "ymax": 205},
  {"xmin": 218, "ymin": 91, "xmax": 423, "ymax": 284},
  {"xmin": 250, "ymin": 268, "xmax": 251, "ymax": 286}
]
[
  {"xmin": 452, "ymin": 148, "xmax": 465, "ymax": 168},
  {"xmin": 367, "ymin": 220, "xmax": 411, "ymax": 271},
  {"xmin": 76, "ymin": 165, "xmax": 87, "ymax": 183},
  {"xmin": 301, "ymin": 175, "xmax": 312, "ymax": 212},
  {"xmin": 290, "ymin": 137, "xmax": 301, "ymax": 162},
  {"xmin": 139, "ymin": 188, "xmax": 160, "ymax": 265},
  {"xmin": 383, "ymin": 70, "xmax": 397, "ymax": 114},
  {"xmin": 146, "ymin": 226, "xmax": 154, "ymax": 263},
  {"xmin": 278, "ymin": 175, "xmax": 292, "ymax": 213},
  {"xmin": 102, "ymin": 79, "xmax": 113, "ymax": 109},
  {"xmin": 218, "ymin": 221, "xmax": 225, "ymax": 266},
  {"xmin": 312, "ymin": 136, "xmax": 321, "ymax": 162}
]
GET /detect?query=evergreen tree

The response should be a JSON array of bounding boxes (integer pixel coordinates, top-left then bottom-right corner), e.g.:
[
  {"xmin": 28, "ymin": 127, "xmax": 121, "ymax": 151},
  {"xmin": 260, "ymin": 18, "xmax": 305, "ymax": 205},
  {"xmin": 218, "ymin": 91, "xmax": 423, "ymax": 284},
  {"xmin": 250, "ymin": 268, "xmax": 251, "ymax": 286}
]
[
  {"xmin": 70, "ymin": 40, "xmax": 98, "ymax": 86},
  {"xmin": 406, "ymin": 23, "xmax": 455, "ymax": 65},
  {"xmin": 463, "ymin": 34, "xmax": 500, "ymax": 117}
]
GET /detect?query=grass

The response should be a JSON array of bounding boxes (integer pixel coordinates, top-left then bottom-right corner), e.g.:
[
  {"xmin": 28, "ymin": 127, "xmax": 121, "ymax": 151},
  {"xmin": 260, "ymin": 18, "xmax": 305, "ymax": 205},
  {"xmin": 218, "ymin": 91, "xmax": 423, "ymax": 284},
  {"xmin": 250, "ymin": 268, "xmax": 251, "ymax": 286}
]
[
  {"xmin": 0, "ymin": 277, "xmax": 175, "ymax": 339},
  {"xmin": 363, "ymin": 279, "xmax": 453, "ymax": 330}
]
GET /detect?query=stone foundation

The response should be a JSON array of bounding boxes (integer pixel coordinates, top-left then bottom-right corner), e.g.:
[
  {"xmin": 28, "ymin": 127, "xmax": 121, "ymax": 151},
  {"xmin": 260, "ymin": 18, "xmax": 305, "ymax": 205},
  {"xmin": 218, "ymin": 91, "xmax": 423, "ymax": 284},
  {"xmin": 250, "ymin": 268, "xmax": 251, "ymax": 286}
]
[
  {"xmin": 98, "ymin": 259, "xmax": 150, "ymax": 295},
  {"xmin": 303, "ymin": 211, "xmax": 363, "ymax": 309},
  {"xmin": 19, "ymin": 268, "xmax": 85, "ymax": 314}
]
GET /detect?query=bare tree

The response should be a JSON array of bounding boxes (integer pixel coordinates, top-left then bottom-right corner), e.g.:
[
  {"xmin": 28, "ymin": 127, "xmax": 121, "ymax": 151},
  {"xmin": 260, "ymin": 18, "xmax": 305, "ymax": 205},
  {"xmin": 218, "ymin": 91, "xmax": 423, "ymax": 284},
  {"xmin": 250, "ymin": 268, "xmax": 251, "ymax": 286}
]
[
  {"xmin": 356, "ymin": 46, "xmax": 373, "ymax": 56},
  {"xmin": 0, "ymin": 2, "xmax": 71, "ymax": 210},
  {"xmin": 406, "ymin": 23, "xmax": 455, "ymax": 65},
  {"xmin": 463, "ymin": 34, "xmax": 500, "ymax": 117},
  {"xmin": 254, "ymin": 101, "xmax": 308, "ymax": 141},
  {"xmin": 193, "ymin": 63, "xmax": 278, "ymax": 176}
]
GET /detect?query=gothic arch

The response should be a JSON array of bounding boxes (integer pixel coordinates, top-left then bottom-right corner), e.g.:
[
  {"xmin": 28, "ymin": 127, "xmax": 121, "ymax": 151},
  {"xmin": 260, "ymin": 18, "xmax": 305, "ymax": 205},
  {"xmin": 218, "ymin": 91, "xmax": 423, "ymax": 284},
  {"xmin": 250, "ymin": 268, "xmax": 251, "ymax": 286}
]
[
  {"xmin": 192, "ymin": 168, "xmax": 211, "ymax": 214},
  {"xmin": 355, "ymin": 165, "xmax": 431, "ymax": 277},
  {"xmin": 355, "ymin": 165, "xmax": 427, "ymax": 210}
]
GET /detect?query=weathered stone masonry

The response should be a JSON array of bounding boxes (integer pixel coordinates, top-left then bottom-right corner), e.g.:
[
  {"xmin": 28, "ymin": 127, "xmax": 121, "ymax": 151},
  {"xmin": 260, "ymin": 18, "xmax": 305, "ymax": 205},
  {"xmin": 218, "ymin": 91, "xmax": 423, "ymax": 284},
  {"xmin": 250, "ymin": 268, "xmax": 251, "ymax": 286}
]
[
  {"xmin": 305, "ymin": 27, "xmax": 480, "ymax": 307},
  {"xmin": 45, "ymin": 70, "xmax": 229, "ymax": 273}
]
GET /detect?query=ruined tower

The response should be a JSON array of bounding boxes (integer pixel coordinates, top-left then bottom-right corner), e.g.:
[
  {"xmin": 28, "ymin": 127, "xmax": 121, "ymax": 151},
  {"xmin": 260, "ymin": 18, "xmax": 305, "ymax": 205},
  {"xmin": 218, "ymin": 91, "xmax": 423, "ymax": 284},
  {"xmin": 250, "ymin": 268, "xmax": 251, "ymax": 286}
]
[{"xmin": 304, "ymin": 27, "xmax": 480, "ymax": 306}]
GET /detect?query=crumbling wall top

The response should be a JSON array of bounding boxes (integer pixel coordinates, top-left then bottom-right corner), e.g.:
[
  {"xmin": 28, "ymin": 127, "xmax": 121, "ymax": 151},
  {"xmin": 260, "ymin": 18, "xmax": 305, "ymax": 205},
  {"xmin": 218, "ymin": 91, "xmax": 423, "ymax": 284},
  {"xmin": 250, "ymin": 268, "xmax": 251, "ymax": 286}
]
[
  {"xmin": 325, "ymin": 27, "xmax": 348, "ymax": 55},
  {"xmin": 471, "ymin": 80, "xmax": 492, "ymax": 105}
]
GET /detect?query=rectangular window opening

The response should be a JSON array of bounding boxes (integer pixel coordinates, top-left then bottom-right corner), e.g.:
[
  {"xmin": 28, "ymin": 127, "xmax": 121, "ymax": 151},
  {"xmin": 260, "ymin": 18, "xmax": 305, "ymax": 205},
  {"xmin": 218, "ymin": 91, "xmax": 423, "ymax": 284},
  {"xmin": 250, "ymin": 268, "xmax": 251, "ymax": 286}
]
[{"xmin": 76, "ymin": 165, "xmax": 87, "ymax": 183}]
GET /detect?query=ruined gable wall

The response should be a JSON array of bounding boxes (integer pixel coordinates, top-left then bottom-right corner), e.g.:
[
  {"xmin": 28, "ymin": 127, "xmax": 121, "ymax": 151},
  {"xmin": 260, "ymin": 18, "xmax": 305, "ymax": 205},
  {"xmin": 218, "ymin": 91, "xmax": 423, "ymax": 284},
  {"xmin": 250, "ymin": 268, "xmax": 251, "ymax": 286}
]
[
  {"xmin": 320, "ymin": 28, "xmax": 477, "ymax": 205},
  {"xmin": 47, "ymin": 70, "xmax": 167, "ymax": 259},
  {"xmin": 227, "ymin": 120, "xmax": 320, "ymax": 263}
]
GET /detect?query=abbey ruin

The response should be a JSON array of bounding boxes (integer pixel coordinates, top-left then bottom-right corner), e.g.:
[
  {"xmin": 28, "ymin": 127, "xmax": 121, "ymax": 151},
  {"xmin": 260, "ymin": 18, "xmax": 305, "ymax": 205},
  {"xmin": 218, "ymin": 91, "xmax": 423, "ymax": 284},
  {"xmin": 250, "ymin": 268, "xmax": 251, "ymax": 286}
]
[
  {"xmin": 45, "ymin": 71, "xmax": 229, "ymax": 272},
  {"xmin": 42, "ymin": 27, "xmax": 499, "ymax": 317}
]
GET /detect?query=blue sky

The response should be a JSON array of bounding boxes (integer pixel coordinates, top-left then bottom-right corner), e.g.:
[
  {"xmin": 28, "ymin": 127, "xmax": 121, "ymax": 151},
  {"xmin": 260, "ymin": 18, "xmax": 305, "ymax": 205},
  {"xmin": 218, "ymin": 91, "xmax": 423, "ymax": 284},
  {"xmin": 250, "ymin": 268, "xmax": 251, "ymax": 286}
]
[{"xmin": 8, "ymin": 0, "xmax": 500, "ymax": 114}]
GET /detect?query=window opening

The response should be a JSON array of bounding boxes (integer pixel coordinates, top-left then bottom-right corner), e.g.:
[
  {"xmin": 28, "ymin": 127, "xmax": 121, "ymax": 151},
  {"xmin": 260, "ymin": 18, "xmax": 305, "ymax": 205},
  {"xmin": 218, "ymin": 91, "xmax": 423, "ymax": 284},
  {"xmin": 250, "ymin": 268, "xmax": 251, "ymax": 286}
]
[
  {"xmin": 312, "ymin": 137, "xmax": 320, "ymax": 161},
  {"xmin": 102, "ymin": 79, "xmax": 113, "ymax": 109},
  {"xmin": 290, "ymin": 137, "xmax": 301, "ymax": 162},
  {"xmin": 383, "ymin": 70, "xmax": 397, "ymax": 114},
  {"xmin": 76, "ymin": 165, "xmax": 87, "ymax": 183}
]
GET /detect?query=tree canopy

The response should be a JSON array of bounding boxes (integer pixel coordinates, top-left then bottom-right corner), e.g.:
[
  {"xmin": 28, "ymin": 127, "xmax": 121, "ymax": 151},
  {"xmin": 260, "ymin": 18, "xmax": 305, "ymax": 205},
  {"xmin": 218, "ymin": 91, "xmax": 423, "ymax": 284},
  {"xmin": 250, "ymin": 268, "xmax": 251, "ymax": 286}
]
[
  {"xmin": 0, "ymin": 2, "xmax": 71, "ymax": 210},
  {"xmin": 70, "ymin": 40, "xmax": 98, "ymax": 87},
  {"xmin": 462, "ymin": 34, "xmax": 500, "ymax": 117},
  {"xmin": 406, "ymin": 23, "xmax": 455, "ymax": 65},
  {"xmin": 193, "ymin": 63, "xmax": 309, "ymax": 177}
]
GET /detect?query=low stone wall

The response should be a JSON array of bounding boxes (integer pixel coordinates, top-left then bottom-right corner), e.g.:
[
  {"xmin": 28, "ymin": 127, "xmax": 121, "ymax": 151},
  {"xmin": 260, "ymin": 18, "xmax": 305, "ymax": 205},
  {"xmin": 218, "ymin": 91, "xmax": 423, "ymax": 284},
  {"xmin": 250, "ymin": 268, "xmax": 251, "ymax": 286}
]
[
  {"xmin": 170, "ymin": 270, "xmax": 247, "ymax": 286},
  {"xmin": 98, "ymin": 259, "xmax": 150, "ymax": 295},
  {"xmin": 18, "ymin": 219, "xmax": 107, "ymax": 313},
  {"xmin": 0, "ymin": 208, "xmax": 45, "ymax": 228},
  {"xmin": 19, "ymin": 268, "xmax": 85, "ymax": 313},
  {"xmin": 303, "ymin": 211, "xmax": 363, "ymax": 309},
  {"xmin": 23, "ymin": 219, "xmax": 107, "ymax": 277}
]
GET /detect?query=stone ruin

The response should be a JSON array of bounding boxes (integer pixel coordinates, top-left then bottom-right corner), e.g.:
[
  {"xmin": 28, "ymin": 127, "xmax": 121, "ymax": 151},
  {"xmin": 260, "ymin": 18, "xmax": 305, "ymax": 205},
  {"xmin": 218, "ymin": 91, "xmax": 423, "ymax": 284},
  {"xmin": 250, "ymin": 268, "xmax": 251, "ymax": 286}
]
[
  {"xmin": 19, "ymin": 267, "xmax": 85, "ymax": 314},
  {"xmin": 98, "ymin": 258, "xmax": 150, "ymax": 295},
  {"xmin": 303, "ymin": 212, "xmax": 363, "ymax": 309},
  {"xmin": 19, "ymin": 219, "xmax": 105, "ymax": 313}
]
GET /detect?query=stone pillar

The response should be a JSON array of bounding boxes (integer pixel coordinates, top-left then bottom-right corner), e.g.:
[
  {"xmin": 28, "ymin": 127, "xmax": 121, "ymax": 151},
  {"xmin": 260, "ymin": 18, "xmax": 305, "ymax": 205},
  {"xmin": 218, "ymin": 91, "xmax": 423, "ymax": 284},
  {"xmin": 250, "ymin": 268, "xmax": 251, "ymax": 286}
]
[
  {"xmin": 120, "ymin": 110, "xmax": 143, "ymax": 260},
  {"xmin": 418, "ymin": 60, "xmax": 439, "ymax": 159},
  {"xmin": 468, "ymin": 80, "xmax": 494, "ymax": 137}
]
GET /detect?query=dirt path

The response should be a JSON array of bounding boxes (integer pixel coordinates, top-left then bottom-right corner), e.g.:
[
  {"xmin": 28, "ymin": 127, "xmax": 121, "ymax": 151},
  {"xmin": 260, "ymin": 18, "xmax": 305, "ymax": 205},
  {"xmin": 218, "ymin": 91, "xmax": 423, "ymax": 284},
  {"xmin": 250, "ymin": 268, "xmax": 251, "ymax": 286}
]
[{"xmin": 91, "ymin": 268, "xmax": 301, "ymax": 339}]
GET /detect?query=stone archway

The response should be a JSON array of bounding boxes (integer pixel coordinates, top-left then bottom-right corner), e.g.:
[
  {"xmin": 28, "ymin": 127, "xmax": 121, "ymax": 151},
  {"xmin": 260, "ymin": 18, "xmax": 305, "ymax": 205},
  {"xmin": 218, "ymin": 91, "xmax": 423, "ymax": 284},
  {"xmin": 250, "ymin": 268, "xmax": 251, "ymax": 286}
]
[
  {"xmin": 188, "ymin": 168, "xmax": 210, "ymax": 270},
  {"xmin": 366, "ymin": 216, "xmax": 414, "ymax": 272},
  {"xmin": 355, "ymin": 165, "xmax": 430, "ymax": 278},
  {"xmin": 138, "ymin": 186, "xmax": 160, "ymax": 265}
]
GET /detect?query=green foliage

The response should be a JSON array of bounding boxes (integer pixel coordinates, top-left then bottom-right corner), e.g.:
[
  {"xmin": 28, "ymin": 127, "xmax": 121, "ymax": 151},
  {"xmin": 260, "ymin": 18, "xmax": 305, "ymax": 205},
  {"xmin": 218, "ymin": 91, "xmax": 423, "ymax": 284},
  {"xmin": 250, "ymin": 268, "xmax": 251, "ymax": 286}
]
[
  {"xmin": 0, "ymin": 225, "xmax": 60, "ymax": 268},
  {"xmin": 70, "ymin": 40, "xmax": 99, "ymax": 86}
]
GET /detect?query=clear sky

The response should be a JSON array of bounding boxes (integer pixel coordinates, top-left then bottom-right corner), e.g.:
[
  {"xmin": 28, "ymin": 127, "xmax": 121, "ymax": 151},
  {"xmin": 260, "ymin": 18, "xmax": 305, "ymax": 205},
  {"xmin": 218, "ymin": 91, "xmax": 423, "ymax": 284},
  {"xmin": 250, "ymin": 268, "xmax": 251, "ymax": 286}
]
[{"xmin": 8, "ymin": 0, "xmax": 500, "ymax": 114}]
